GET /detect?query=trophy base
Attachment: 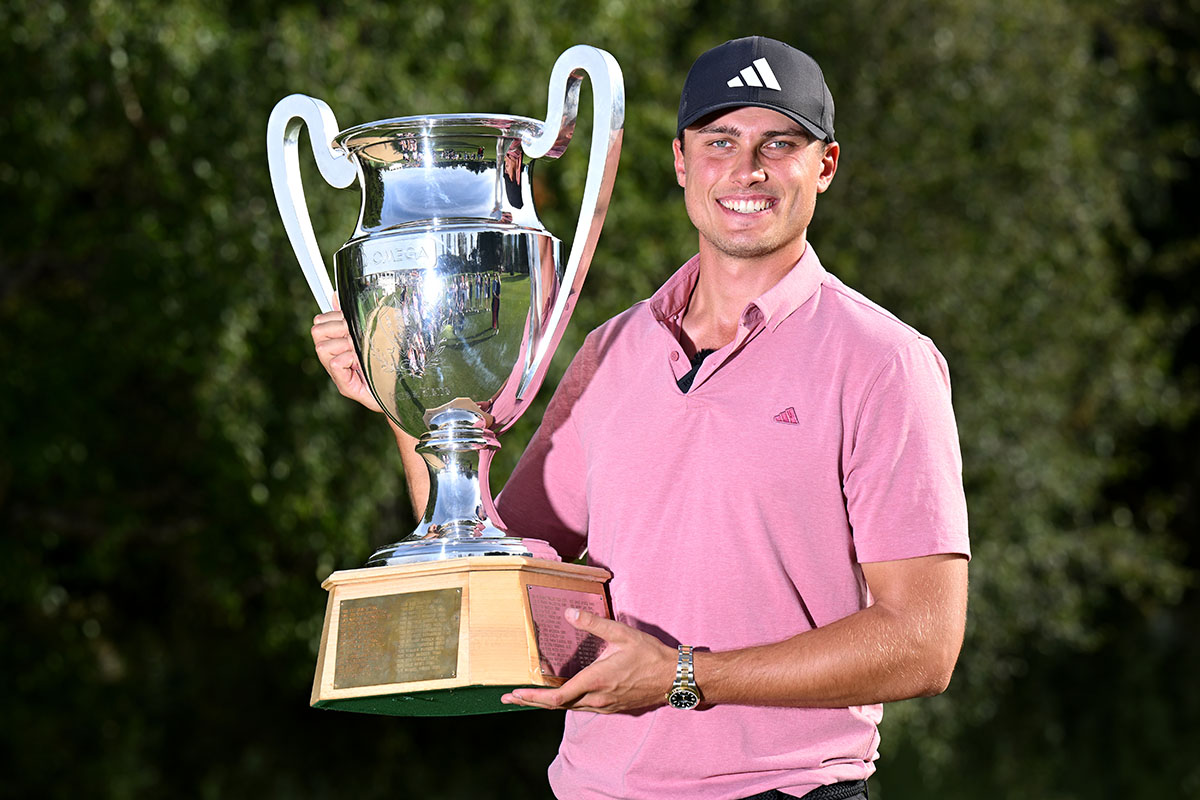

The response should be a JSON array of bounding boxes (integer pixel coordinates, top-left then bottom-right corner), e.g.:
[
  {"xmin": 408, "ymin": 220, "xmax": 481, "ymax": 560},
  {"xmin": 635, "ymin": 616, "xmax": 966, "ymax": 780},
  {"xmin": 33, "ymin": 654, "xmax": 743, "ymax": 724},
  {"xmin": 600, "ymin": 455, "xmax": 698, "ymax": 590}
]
[{"xmin": 311, "ymin": 556, "xmax": 612, "ymax": 717}]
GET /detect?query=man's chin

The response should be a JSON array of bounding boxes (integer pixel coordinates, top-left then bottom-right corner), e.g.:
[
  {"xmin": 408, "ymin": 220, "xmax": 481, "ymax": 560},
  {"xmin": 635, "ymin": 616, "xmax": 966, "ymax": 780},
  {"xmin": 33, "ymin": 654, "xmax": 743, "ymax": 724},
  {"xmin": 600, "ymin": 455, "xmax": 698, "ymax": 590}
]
[{"xmin": 708, "ymin": 235, "xmax": 792, "ymax": 261}]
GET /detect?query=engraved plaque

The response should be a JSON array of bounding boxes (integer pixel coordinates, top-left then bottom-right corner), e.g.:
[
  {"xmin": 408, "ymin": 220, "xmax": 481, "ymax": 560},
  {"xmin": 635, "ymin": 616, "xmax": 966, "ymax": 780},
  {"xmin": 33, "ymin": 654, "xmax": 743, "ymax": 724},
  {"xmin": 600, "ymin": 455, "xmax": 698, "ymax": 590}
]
[
  {"xmin": 527, "ymin": 585, "xmax": 608, "ymax": 678},
  {"xmin": 334, "ymin": 588, "xmax": 462, "ymax": 689}
]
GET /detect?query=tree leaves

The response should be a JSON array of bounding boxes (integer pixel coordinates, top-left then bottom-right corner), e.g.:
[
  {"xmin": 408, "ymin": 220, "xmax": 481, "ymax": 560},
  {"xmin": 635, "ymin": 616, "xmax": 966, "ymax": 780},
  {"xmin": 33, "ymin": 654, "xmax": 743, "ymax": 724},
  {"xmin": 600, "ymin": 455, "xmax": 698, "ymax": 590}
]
[{"xmin": 1, "ymin": 1, "xmax": 1196, "ymax": 797}]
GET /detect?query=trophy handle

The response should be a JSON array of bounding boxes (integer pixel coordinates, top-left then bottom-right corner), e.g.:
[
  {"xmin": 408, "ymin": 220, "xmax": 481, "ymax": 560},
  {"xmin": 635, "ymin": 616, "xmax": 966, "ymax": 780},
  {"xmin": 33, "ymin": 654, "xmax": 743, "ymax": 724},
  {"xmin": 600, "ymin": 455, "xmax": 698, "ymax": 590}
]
[
  {"xmin": 267, "ymin": 94, "xmax": 358, "ymax": 313},
  {"xmin": 517, "ymin": 45, "xmax": 625, "ymax": 399}
]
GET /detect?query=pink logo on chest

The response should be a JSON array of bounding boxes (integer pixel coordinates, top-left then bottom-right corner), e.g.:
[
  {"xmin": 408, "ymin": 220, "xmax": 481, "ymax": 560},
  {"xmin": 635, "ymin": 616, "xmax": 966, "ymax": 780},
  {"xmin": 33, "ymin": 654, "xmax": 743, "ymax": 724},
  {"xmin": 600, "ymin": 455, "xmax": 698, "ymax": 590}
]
[{"xmin": 774, "ymin": 407, "xmax": 799, "ymax": 425}]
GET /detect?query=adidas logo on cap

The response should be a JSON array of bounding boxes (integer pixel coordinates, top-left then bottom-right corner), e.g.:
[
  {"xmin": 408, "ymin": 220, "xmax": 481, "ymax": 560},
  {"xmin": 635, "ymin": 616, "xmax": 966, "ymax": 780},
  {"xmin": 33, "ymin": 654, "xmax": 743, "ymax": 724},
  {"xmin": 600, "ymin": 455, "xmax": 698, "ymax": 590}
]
[{"xmin": 727, "ymin": 58, "xmax": 781, "ymax": 91}]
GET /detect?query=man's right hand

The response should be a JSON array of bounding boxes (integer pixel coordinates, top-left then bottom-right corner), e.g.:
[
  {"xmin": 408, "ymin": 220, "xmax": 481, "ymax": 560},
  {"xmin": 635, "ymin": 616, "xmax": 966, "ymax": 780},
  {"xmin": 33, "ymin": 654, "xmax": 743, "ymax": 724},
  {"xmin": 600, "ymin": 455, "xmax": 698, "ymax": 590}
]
[{"xmin": 310, "ymin": 297, "xmax": 383, "ymax": 414}]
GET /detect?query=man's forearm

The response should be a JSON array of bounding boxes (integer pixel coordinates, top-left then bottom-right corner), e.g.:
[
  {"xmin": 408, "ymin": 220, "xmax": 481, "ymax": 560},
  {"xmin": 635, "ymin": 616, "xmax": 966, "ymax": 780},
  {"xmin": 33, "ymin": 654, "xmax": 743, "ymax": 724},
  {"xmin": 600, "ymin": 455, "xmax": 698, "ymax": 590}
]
[
  {"xmin": 500, "ymin": 553, "xmax": 967, "ymax": 714},
  {"xmin": 388, "ymin": 419, "xmax": 429, "ymax": 519},
  {"xmin": 695, "ymin": 554, "xmax": 968, "ymax": 708}
]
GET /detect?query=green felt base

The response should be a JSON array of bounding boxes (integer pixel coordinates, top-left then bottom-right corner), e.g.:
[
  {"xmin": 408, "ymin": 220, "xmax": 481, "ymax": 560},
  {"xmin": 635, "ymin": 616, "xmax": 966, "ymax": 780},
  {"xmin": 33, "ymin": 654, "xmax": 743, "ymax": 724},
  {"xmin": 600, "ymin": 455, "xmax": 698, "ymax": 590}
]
[{"xmin": 313, "ymin": 685, "xmax": 538, "ymax": 717}]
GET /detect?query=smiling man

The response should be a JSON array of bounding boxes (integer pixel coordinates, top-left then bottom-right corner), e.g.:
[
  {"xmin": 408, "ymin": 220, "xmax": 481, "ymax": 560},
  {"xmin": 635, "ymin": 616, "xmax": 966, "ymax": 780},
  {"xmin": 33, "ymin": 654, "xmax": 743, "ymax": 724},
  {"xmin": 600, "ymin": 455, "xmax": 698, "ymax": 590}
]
[{"xmin": 313, "ymin": 36, "xmax": 969, "ymax": 800}]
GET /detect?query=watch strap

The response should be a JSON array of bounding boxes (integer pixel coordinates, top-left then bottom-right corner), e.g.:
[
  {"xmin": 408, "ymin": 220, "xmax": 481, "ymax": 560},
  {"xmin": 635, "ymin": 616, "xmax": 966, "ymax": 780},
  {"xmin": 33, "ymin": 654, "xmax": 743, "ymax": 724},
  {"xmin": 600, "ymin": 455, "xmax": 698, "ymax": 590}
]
[
  {"xmin": 676, "ymin": 644, "xmax": 695, "ymax": 684},
  {"xmin": 666, "ymin": 644, "xmax": 701, "ymax": 708}
]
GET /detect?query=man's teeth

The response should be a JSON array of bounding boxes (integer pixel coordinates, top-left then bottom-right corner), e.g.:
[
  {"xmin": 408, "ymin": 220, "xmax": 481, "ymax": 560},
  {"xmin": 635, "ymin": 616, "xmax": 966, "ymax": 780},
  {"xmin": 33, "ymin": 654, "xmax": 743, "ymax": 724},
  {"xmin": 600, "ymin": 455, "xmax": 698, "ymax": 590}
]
[{"xmin": 720, "ymin": 198, "xmax": 774, "ymax": 213}]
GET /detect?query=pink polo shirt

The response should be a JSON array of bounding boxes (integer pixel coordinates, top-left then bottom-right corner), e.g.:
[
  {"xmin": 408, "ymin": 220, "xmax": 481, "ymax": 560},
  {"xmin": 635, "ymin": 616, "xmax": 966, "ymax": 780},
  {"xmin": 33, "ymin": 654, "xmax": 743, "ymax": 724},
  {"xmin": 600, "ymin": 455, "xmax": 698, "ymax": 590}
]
[{"xmin": 499, "ymin": 245, "xmax": 970, "ymax": 799}]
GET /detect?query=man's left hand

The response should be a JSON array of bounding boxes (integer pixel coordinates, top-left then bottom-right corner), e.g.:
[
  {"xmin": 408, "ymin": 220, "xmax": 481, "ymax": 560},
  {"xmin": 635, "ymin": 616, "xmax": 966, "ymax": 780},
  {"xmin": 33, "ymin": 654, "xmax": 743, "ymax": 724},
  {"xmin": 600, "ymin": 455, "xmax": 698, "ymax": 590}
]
[{"xmin": 500, "ymin": 608, "xmax": 676, "ymax": 714}]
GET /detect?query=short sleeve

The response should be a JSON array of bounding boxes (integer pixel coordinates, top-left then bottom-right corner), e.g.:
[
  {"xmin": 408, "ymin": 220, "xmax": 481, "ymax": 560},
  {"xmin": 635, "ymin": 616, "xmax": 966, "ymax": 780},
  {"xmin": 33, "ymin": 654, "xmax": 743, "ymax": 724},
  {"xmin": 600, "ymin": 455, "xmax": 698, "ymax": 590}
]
[
  {"xmin": 844, "ymin": 338, "xmax": 970, "ymax": 563},
  {"xmin": 496, "ymin": 338, "xmax": 596, "ymax": 560}
]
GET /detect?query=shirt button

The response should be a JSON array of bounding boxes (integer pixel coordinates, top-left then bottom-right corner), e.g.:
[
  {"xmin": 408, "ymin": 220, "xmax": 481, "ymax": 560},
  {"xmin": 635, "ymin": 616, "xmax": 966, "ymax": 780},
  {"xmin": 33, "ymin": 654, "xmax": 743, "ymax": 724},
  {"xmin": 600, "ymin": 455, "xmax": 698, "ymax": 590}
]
[{"xmin": 670, "ymin": 351, "xmax": 680, "ymax": 361}]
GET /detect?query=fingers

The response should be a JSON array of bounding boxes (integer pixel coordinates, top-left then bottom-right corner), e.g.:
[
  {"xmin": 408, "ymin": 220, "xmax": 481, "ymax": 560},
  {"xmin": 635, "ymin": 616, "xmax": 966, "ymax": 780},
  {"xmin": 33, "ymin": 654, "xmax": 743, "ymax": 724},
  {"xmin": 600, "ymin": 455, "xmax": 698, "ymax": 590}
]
[
  {"xmin": 500, "ymin": 685, "xmax": 575, "ymax": 710},
  {"xmin": 313, "ymin": 327, "xmax": 355, "ymax": 364},
  {"xmin": 311, "ymin": 311, "xmax": 349, "ymax": 346},
  {"xmin": 501, "ymin": 671, "xmax": 611, "ymax": 712},
  {"xmin": 312, "ymin": 291, "xmax": 347, "ymax": 343},
  {"xmin": 565, "ymin": 607, "xmax": 629, "ymax": 645},
  {"xmin": 311, "ymin": 313, "xmax": 356, "ymax": 373},
  {"xmin": 309, "ymin": 308, "xmax": 383, "ymax": 413}
]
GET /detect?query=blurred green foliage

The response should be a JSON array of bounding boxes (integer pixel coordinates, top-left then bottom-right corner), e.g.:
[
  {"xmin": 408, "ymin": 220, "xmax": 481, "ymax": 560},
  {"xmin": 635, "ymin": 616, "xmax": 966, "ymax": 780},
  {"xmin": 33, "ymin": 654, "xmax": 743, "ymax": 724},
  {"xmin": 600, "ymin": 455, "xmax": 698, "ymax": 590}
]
[{"xmin": 1, "ymin": 0, "xmax": 1197, "ymax": 797}]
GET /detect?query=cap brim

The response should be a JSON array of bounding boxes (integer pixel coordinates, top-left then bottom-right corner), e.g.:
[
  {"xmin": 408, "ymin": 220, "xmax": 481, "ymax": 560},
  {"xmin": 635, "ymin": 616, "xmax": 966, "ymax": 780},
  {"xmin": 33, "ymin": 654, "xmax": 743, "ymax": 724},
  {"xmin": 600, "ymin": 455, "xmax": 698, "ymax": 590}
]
[{"xmin": 677, "ymin": 101, "xmax": 832, "ymax": 142}]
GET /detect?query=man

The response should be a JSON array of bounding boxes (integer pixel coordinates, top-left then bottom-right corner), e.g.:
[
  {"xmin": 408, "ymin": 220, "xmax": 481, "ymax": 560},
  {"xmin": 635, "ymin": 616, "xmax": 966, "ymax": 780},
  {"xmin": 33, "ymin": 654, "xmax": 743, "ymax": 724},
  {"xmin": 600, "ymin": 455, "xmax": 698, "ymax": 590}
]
[{"xmin": 313, "ymin": 36, "xmax": 969, "ymax": 800}]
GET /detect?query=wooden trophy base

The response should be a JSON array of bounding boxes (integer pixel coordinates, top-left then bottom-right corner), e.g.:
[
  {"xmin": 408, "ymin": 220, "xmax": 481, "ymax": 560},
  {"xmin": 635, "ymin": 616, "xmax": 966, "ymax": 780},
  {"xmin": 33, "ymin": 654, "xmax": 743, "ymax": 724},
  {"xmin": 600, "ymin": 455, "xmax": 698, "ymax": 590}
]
[{"xmin": 310, "ymin": 556, "xmax": 612, "ymax": 717}]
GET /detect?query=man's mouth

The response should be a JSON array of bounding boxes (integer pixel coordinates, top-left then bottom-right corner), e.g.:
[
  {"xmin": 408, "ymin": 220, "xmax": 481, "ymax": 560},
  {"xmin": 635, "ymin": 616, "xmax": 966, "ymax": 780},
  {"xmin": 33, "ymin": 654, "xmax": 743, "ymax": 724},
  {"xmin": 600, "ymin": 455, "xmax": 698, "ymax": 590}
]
[{"xmin": 718, "ymin": 197, "xmax": 776, "ymax": 214}]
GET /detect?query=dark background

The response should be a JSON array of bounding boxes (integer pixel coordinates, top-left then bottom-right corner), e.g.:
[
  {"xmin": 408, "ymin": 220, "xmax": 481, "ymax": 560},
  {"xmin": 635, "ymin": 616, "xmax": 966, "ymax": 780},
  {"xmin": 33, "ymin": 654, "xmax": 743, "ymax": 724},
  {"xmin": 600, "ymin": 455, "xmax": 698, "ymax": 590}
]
[{"xmin": 2, "ymin": 0, "xmax": 1197, "ymax": 797}]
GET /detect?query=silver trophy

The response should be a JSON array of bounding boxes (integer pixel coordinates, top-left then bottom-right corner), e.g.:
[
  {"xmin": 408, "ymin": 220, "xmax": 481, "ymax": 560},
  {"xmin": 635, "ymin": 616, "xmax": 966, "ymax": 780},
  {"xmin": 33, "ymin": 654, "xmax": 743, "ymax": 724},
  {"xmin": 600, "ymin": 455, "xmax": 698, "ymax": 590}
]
[{"xmin": 268, "ymin": 46, "xmax": 623, "ymax": 567}]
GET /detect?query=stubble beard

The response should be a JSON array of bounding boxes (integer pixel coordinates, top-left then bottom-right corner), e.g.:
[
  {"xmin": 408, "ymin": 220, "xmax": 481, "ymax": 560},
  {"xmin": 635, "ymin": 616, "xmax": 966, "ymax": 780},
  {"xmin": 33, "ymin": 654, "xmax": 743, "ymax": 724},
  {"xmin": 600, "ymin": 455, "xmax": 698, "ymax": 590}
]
[
  {"xmin": 703, "ymin": 229, "xmax": 794, "ymax": 260},
  {"xmin": 694, "ymin": 209, "xmax": 811, "ymax": 262}
]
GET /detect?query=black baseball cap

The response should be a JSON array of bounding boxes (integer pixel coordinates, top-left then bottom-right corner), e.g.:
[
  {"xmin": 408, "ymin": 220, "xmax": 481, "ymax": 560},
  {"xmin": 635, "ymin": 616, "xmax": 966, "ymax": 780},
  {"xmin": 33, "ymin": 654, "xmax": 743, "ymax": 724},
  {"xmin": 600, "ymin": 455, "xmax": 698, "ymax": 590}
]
[{"xmin": 677, "ymin": 36, "xmax": 835, "ymax": 143}]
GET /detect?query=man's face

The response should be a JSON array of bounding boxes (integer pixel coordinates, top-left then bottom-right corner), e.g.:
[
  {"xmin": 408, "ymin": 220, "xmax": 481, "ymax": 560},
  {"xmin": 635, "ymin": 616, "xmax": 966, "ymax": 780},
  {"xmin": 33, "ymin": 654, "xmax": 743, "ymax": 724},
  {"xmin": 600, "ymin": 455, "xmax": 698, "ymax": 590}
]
[{"xmin": 673, "ymin": 106, "xmax": 839, "ymax": 263}]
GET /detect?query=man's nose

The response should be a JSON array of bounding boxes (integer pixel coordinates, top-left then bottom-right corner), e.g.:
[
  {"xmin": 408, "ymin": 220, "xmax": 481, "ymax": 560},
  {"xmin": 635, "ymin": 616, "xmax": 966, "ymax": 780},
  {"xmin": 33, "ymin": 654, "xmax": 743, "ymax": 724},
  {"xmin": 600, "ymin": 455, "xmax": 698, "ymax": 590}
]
[{"xmin": 731, "ymin": 148, "xmax": 767, "ymax": 185}]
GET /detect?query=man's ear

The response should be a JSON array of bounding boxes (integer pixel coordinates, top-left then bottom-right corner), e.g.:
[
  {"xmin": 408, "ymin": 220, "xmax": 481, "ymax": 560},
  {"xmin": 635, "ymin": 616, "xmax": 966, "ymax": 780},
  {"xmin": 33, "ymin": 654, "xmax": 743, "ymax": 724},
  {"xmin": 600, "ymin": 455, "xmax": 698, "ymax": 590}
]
[
  {"xmin": 816, "ymin": 141, "xmax": 840, "ymax": 194},
  {"xmin": 673, "ymin": 137, "xmax": 686, "ymax": 188}
]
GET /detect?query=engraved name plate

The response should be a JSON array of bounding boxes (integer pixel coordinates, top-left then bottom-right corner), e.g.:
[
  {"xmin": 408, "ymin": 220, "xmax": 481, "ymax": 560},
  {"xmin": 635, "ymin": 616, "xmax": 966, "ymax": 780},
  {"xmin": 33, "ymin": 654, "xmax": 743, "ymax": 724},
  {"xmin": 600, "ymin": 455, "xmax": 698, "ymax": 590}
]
[
  {"xmin": 527, "ymin": 585, "xmax": 608, "ymax": 678},
  {"xmin": 334, "ymin": 588, "xmax": 462, "ymax": 689}
]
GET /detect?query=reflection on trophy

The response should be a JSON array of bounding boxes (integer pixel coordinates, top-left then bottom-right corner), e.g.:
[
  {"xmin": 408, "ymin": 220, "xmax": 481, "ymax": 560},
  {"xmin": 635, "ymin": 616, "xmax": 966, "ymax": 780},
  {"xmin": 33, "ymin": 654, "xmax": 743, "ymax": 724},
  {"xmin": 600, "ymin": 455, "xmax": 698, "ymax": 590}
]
[{"xmin": 267, "ymin": 46, "xmax": 623, "ymax": 715}]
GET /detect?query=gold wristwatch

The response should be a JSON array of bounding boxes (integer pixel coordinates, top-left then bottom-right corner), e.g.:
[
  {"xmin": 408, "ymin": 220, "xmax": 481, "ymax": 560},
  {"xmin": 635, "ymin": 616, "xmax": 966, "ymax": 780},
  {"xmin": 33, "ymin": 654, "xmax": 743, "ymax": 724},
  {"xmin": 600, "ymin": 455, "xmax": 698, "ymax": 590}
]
[{"xmin": 665, "ymin": 645, "xmax": 701, "ymax": 709}]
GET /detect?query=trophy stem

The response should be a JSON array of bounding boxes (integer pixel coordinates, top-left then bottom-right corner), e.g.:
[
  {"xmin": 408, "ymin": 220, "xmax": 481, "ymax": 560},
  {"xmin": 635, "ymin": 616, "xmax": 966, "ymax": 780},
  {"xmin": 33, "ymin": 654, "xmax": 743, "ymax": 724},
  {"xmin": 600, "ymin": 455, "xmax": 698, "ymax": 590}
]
[
  {"xmin": 417, "ymin": 420, "xmax": 500, "ymax": 540},
  {"xmin": 366, "ymin": 410, "xmax": 560, "ymax": 566}
]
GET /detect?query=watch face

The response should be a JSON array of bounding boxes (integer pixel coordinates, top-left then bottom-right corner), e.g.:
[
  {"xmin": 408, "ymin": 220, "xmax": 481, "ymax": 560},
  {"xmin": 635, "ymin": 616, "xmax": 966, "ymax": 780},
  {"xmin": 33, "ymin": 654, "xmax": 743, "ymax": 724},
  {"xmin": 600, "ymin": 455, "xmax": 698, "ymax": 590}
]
[{"xmin": 668, "ymin": 688, "xmax": 700, "ymax": 710}]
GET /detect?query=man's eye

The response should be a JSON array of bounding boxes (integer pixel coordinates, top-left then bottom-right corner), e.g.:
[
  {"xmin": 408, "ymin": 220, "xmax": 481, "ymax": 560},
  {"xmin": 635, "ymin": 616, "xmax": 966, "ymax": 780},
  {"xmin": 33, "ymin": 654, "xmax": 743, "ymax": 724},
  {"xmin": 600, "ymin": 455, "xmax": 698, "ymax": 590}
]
[{"xmin": 708, "ymin": 139, "xmax": 731, "ymax": 148}]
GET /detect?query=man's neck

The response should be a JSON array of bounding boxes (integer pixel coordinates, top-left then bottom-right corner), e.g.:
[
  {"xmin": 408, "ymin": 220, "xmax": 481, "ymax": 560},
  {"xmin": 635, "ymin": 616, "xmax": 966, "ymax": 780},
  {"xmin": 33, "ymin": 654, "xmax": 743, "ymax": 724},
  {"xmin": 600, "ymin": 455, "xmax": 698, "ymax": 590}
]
[{"xmin": 679, "ymin": 235, "xmax": 807, "ymax": 355}]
